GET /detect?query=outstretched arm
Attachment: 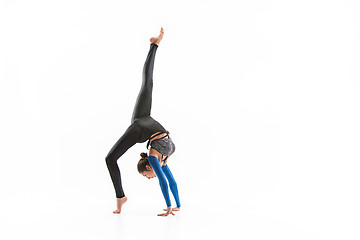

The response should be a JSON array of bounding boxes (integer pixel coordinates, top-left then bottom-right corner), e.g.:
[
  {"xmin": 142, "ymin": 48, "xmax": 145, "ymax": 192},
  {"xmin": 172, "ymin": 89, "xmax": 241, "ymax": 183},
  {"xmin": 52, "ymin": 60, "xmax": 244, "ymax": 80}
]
[
  {"xmin": 161, "ymin": 164, "xmax": 181, "ymax": 208},
  {"xmin": 148, "ymin": 155, "xmax": 171, "ymax": 207}
]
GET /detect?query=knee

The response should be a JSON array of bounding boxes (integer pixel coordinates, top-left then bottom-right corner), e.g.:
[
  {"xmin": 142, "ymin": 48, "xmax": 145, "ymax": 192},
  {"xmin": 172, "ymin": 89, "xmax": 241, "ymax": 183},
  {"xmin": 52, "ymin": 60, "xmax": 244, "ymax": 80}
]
[{"xmin": 105, "ymin": 155, "xmax": 115, "ymax": 166}]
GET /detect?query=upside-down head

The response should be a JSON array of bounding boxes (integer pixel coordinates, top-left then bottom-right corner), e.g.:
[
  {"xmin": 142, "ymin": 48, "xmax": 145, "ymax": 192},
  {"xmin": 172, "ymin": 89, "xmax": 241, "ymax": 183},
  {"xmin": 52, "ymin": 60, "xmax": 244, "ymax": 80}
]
[{"xmin": 137, "ymin": 152, "xmax": 156, "ymax": 179}]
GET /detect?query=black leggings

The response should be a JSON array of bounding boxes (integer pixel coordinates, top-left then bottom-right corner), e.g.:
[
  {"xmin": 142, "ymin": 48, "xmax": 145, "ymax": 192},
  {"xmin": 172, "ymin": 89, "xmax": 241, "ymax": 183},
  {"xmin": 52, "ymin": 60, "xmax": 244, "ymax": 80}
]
[
  {"xmin": 131, "ymin": 43, "xmax": 157, "ymax": 122},
  {"xmin": 105, "ymin": 43, "xmax": 162, "ymax": 198}
]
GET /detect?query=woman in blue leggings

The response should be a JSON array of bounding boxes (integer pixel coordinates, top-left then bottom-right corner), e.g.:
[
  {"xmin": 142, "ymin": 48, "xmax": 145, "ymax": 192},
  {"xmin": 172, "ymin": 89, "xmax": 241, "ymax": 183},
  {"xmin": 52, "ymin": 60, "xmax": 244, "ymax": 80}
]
[{"xmin": 105, "ymin": 27, "xmax": 181, "ymax": 216}]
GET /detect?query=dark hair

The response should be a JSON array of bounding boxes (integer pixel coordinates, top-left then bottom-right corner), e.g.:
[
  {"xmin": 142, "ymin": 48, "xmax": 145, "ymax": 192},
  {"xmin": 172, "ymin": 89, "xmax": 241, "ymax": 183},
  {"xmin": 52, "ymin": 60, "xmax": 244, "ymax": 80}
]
[{"xmin": 137, "ymin": 152, "xmax": 150, "ymax": 173}]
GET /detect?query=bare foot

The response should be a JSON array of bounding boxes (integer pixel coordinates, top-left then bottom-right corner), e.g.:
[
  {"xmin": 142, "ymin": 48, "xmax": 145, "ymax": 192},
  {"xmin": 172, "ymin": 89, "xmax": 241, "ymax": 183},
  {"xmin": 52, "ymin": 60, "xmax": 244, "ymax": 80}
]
[
  {"xmin": 113, "ymin": 196, "xmax": 128, "ymax": 214},
  {"xmin": 149, "ymin": 27, "xmax": 164, "ymax": 46}
]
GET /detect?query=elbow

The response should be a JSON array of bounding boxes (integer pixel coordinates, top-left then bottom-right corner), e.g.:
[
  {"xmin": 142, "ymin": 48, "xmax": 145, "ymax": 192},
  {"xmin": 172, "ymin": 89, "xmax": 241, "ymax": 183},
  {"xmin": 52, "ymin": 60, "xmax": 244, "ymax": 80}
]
[
  {"xmin": 169, "ymin": 181, "xmax": 177, "ymax": 188},
  {"xmin": 159, "ymin": 178, "xmax": 169, "ymax": 189}
]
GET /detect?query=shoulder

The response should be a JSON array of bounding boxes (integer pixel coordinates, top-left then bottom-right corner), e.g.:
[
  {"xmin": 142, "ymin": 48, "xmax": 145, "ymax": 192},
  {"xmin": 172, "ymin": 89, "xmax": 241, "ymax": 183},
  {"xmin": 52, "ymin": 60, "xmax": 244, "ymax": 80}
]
[
  {"xmin": 149, "ymin": 148, "xmax": 160, "ymax": 157},
  {"xmin": 149, "ymin": 148, "xmax": 163, "ymax": 165}
]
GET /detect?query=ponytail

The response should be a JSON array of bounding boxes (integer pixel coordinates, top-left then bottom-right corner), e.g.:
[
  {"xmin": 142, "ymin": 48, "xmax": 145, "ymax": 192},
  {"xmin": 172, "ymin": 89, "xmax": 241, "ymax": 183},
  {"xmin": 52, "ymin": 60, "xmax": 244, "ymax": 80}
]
[{"xmin": 137, "ymin": 152, "xmax": 149, "ymax": 173}]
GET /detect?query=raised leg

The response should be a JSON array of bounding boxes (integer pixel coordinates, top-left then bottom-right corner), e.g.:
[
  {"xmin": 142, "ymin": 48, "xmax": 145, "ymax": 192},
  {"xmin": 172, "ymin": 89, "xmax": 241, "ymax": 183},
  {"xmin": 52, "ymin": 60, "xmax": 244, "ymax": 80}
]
[{"xmin": 131, "ymin": 43, "xmax": 158, "ymax": 122}]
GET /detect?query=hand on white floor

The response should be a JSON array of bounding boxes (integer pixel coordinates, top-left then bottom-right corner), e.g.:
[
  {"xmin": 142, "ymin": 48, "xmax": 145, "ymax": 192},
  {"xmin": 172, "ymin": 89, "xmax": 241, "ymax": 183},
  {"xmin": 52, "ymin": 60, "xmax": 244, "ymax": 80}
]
[
  {"xmin": 163, "ymin": 207, "xmax": 180, "ymax": 211},
  {"xmin": 158, "ymin": 206, "xmax": 175, "ymax": 216}
]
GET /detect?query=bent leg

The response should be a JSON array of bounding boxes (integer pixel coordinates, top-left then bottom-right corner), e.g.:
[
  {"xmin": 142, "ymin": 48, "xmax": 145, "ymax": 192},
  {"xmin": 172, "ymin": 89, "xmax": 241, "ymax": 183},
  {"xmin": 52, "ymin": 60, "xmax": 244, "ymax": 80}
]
[
  {"xmin": 161, "ymin": 164, "xmax": 181, "ymax": 208},
  {"xmin": 105, "ymin": 124, "xmax": 141, "ymax": 198},
  {"xmin": 131, "ymin": 43, "xmax": 159, "ymax": 122}
]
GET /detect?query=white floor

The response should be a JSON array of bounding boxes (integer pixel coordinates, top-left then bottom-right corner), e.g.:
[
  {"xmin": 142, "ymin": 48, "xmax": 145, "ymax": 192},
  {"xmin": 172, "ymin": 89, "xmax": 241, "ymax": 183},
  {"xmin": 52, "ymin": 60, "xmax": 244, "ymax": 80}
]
[{"xmin": 1, "ymin": 182, "xmax": 359, "ymax": 240}]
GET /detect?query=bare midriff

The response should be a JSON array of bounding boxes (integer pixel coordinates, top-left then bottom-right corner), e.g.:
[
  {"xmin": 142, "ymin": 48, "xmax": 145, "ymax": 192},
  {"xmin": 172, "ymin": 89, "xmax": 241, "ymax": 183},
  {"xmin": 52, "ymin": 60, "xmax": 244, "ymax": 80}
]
[{"xmin": 150, "ymin": 131, "xmax": 168, "ymax": 141}]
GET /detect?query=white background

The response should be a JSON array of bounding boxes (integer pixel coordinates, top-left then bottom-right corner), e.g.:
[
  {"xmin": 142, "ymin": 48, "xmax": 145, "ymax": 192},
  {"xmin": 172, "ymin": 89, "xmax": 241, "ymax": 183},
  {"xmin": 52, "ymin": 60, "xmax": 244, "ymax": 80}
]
[{"xmin": 1, "ymin": 0, "xmax": 360, "ymax": 239}]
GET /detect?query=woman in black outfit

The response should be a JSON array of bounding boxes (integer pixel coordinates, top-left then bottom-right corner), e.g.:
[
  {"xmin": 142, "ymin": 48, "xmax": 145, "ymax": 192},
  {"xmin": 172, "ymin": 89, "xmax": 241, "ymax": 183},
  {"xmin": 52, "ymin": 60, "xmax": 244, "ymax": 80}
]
[{"xmin": 105, "ymin": 27, "xmax": 181, "ymax": 216}]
